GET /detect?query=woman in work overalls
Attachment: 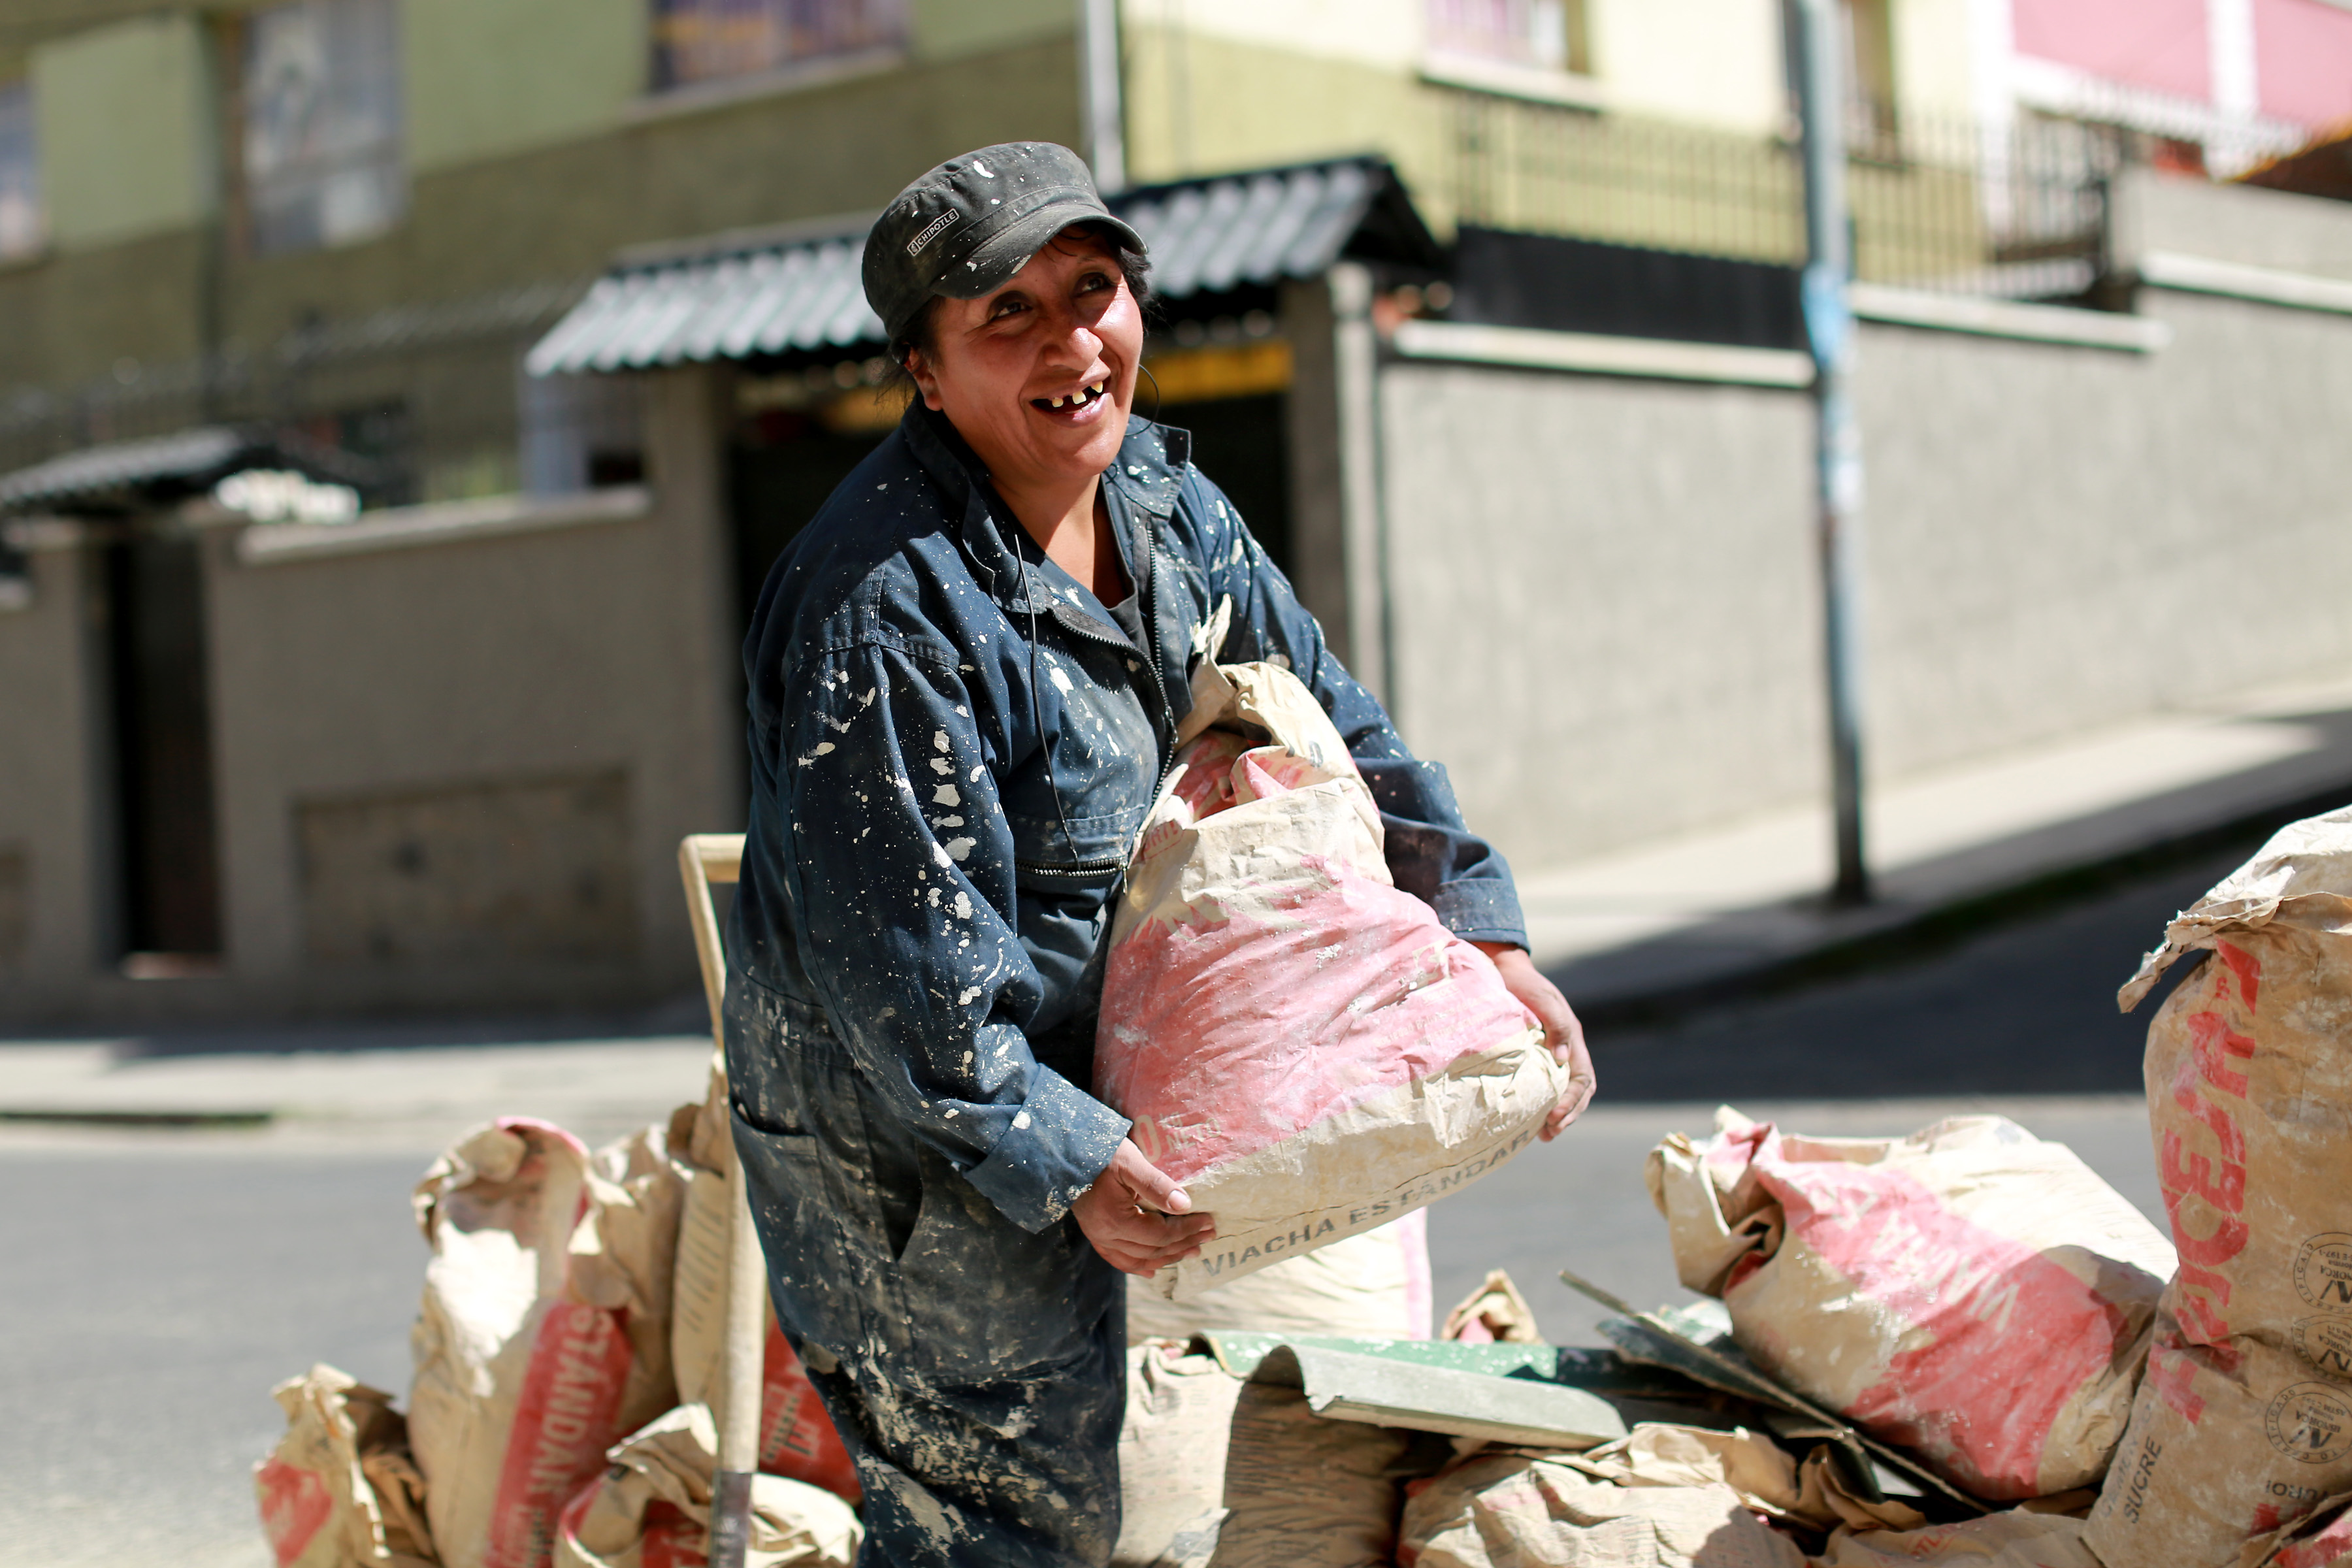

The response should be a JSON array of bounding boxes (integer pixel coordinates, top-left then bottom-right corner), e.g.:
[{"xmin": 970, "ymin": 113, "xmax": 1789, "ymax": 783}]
[{"xmin": 723, "ymin": 141, "xmax": 1594, "ymax": 1567}]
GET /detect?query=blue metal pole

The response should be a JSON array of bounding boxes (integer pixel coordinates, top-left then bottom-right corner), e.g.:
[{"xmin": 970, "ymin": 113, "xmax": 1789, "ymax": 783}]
[{"xmin": 1793, "ymin": 0, "xmax": 1871, "ymax": 905}]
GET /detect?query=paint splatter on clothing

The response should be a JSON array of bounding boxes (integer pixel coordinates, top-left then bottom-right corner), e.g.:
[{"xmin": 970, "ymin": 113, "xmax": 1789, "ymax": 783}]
[
  {"xmin": 727, "ymin": 981, "xmax": 1121, "ymax": 1566},
  {"xmin": 725, "ymin": 400, "xmax": 1527, "ymax": 1561}
]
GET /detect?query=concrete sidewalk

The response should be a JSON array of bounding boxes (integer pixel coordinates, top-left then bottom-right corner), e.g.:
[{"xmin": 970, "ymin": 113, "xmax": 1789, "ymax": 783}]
[
  {"xmin": 1526, "ymin": 665, "xmax": 2352, "ymax": 1015},
  {"xmin": 4, "ymin": 666, "xmax": 2348, "ymax": 1143}
]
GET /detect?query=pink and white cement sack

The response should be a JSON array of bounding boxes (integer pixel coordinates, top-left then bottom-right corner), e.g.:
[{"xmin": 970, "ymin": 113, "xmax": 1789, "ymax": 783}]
[
  {"xmin": 1097, "ymin": 653, "xmax": 1573, "ymax": 1299},
  {"xmin": 1647, "ymin": 1109, "xmax": 2176, "ymax": 1501},
  {"xmin": 2086, "ymin": 808, "xmax": 2352, "ymax": 1568},
  {"xmin": 408, "ymin": 1116, "xmax": 689, "ymax": 1568}
]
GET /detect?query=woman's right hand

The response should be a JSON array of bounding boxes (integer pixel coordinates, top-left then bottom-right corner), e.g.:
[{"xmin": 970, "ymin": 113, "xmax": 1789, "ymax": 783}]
[{"xmin": 1073, "ymin": 1139, "xmax": 1218, "ymax": 1277}]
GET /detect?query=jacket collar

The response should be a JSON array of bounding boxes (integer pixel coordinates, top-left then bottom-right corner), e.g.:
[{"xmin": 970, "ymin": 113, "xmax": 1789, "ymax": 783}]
[{"xmin": 900, "ymin": 399, "xmax": 1192, "ymax": 613}]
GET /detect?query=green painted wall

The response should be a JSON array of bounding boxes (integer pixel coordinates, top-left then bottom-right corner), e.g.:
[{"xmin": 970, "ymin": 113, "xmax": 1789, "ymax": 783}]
[
  {"xmin": 215, "ymin": 35, "xmax": 1083, "ymax": 348},
  {"xmin": 32, "ymin": 12, "xmax": 218, "ymax": 250},
  {"xmin": 1123, "ymin": 24, "xmax": 1449, "ymax": 220},
  {"xmin": 911, "ymin": 0, "xmax": 1073, "ymax": 62},
  {"xmin": 404, "ymin": 0, "xmax": 644, "ymax": 173}
]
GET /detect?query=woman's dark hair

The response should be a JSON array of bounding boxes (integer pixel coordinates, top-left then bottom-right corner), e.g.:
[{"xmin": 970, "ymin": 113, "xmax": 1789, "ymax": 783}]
[{"xmin": 879, "ymin": 223, "xmax": 1153, "ymax": 400}]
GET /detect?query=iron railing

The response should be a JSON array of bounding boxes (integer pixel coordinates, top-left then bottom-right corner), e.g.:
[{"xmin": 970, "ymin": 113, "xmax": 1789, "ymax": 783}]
[{"xmin": 1437, "ymin": 93, "xmax": 2131, "ymax": 298}]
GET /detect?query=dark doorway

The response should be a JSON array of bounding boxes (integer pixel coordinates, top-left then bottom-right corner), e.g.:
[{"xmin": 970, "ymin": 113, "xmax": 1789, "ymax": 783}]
[
  {"xmin": 1154, "ymin": 393, "xmax": 1293, "ymax": 579},
  {"xmin": 725, "ymin": 391, "xmax": 1296, "ymax": 637},
  {"xmin": 728, "ymin": 410, "xmax": 893, "ymax": 640},
  {"xmin": 103, "ymin": 530, "xmax": 224, "ymax": 958}
]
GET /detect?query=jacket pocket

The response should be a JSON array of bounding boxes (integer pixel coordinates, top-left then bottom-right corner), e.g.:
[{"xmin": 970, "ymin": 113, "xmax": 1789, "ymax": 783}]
[{"xmin": 890, "ymin": 1147, "xmax": 1095, "ymax": 1383}]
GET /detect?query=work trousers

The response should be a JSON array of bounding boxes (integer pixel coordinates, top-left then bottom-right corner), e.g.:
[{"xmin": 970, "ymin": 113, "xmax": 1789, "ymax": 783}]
[{"xmin": 725, "ymin": 979, "xmax": 1126, "ymax": 1567}]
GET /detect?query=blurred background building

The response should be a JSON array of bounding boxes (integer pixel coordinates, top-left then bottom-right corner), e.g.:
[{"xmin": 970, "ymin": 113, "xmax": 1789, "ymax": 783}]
[{"xmin": 2, "ymin": 0, "xmax": 2349, "ymax": 1022}]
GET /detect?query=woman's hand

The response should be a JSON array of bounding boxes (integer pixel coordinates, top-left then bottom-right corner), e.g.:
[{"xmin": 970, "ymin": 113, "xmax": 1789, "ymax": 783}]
[
  {"xmin": 1476, "ymin": 941, "xmax": 1597, "ymax": 1140},
  {"xmin": 1073, "ymin": 1139, "xmax": 1218, "ymax": 1277}
]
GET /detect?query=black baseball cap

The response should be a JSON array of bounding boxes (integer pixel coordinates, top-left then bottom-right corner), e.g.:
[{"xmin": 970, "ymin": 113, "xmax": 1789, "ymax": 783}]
[{"xmin": 862, "ymin": 142, "xmax": 1146, "ymax": 346}]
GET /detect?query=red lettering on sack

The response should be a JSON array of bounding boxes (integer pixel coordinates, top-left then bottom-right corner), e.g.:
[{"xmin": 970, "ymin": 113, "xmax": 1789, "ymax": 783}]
[
  {"xmin": 2161, "ymin": 1129, "xmax": 2248, "ymax": 1218},
  {"xmin": 2159, "ymin": 987, "xmax": 2255, "ymax": 1291},
  {"xmin": 757, "ymin": 1322, "xmax": 860, "ymax": 1501},
  {"xmin": 2186, "ymin": 1011, "xmax": 2255, "ymax": 1100},
  {"xmin": 2147, "ymin": 1339, "xmax": 2206, "ymax": 1425},
  {"xmin": 2172, "ymin": 1261, "xmax": 2238, "ymax": 1345},
  {"xmin": 640, "ymin": 1500, "xmax": 704, "ymax": 1568},
  {"xmin": 484, "ymin": 1301, "xmax": 633, "ymax": 1568},
  {"xmin": 2163, "ymin": 1190, "xmax": 2251, "ymax": 1269},
  {"xmin": 256, "ymin": 1454, "xmax": 335, "ymax": 1567},
  {"xmin": 2215, "ymin": 940, "xmax": 2262, "ymax": 1011}
]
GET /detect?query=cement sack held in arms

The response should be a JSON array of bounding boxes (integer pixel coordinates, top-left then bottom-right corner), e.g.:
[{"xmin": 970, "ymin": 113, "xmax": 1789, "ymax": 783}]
[
  {"xmin": 1097, "ymin": 651, "xmax": 1573, "ymax": 1300},
  {"xmin": 2087, "ymin": 808, "xmax": 2352, "ymax": 1568},
  {"xmin": 1647, "ymin": 1109, "xmax": 2176, "ymax": 1501}
]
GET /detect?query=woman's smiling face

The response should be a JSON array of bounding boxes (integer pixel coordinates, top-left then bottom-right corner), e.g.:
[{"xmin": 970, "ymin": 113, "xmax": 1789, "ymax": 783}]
[{"xmin": 907, "ymin": 227, "xmax": 1144, "ymax": 498}]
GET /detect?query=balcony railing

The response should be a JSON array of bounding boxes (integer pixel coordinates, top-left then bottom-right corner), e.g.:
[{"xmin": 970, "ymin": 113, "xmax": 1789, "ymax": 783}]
[{"xmin": 1436, "ymin": 91, "xmax": 2130, "ymax": 300}]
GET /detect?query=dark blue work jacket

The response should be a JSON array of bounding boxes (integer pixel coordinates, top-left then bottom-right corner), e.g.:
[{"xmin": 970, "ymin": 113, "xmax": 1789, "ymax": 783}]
[{"xmin": 727, "ymin": 400, "xmax": 1527, "ymax": 1239}]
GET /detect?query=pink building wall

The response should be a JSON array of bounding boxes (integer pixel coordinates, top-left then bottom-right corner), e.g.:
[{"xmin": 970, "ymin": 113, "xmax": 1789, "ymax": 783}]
[
  {"xmin": 2253, "ymin": 0, "xmax": 2352, "ymax": 130},
  {"xmin": 2012, "ymin": 0, "xmax": 2212, "ymax": 103}
]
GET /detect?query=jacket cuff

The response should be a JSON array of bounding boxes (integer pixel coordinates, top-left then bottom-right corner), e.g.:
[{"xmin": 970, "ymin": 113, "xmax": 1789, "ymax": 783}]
[
  {"xmin": 961, "ymin": 1066, "xmax": 1132, "ymax": 1233},
  {"xmin": 1433, "ymin": 876, "xmax": 1530, "ymax": 951}
]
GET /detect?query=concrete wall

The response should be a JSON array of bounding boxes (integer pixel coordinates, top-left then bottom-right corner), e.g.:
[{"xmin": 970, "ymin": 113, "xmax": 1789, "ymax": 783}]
[
  {"xmin": 0, "ymin": 366, "xmax": 741, "ymax": 1024},
  {"xmin": 1857, "ymin": 287, "xmax": 2352, "ymax": 779},
  {"xmin": 2127, "ymin": 167, "xmax": 2352, "ymax": 278},
  {"xmin": 1378, "ymin": 176, "xmax": 2352, "ymax": 868},
  {"xmin": 202, "ymin": 365, "xmax": 738, "ymax": 1016},
  {"xmin": 1380, "ymin": 363, "xmax": 1824, "ymax": 869},
  {"xmin": 0, "ymin": 544, "xmax": 110, "ymax": 1011}
]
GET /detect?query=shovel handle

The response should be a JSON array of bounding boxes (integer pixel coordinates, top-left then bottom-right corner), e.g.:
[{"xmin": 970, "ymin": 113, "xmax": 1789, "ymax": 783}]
[{"xmin": 679, "ymin": 836, "xmax": 762, "ymax": 1568}]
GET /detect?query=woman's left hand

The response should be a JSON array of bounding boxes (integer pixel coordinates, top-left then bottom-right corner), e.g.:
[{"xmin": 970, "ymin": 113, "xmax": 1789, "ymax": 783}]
[{"xmin": 1475, "ymin": 941, "xmax": 1596, "ymax": 1139}]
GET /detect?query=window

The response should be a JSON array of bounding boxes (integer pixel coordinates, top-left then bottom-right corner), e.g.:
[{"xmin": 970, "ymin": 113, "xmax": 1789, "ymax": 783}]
[
  {"xmin": 0, "ymin": 80, "xmax": 42, "ymax": 262},
  {"xmin": 242, "ymin": 0, "xmax": 405, "ymax": 255},
  {"xmin": 1782, "ymin": 0, "xmax": 1899, "ymax": 145},
  {"xmin": 1844, "ymin": 0, "xmax": 1897, "ymax": 141},
  {"xmin": 650, "ymin": 0, "xmax": 910, "ymax": 93},
  {"xmin": 1426, "ymin": 0, "xmax": 1591, "ymax": 77}
]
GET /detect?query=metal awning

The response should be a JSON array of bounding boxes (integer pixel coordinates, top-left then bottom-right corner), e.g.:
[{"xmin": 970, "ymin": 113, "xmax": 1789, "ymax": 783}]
[
  {"xmin": 0, "ymin": 425, "xmax": 385, "ymax": 515},
  {"xmin": 526, "ymin": 156, "xmax": 1439, "ymax": 376}
]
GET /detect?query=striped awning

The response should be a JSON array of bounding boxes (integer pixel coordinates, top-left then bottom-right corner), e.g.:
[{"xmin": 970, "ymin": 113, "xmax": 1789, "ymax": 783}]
[
  {"xmin": 0, "ymin": 425, "xmax": 386, "ymax": 515},
  {"xmin": 526, "ymin": 157, "xmax": 1432, "ymax": 376}
]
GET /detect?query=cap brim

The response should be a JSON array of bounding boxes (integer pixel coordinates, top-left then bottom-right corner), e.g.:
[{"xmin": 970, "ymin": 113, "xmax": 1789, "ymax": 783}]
[{"xmin": 933, "ymin": 199, "xmax": 1147, "ymax": 301}]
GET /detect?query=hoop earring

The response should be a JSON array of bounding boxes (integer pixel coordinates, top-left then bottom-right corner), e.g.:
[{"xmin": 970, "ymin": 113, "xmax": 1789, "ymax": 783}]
[{"xmin": 1137, "ymin": 362, "xmax": 1163, "ymax": 423}]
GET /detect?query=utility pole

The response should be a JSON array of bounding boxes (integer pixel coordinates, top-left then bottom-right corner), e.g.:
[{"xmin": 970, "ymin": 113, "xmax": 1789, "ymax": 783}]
[
  {"xmin": 1079, "ymin": 0, "xmax": 1128, "ymax": 195},
  {"xmin": 1792, "ymin": 0, "xmax": 1871, "ymax": 905}
]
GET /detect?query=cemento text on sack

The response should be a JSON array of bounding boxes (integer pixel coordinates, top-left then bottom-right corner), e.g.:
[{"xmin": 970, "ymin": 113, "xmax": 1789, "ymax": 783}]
[
  {"xmin": 2149, "ymin": 939, "xmax": 2262, "ymax": 1424},
  {"xmin": 1194, "ymin": 1126, "xmax": 1543, "ymax": 1280}
]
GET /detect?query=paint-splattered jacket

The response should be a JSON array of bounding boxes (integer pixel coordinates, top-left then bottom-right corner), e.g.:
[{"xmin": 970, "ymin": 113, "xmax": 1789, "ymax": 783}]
[{"xmin": 728, "ymin": 400, "xmax": 1527, "ymax": 1237}]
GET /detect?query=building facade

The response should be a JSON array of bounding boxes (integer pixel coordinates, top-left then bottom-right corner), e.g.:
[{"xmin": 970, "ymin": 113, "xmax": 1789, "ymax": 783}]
[{"xmin": 3, "ymin": 0, "xmax": 2351, "ymax": 1021}]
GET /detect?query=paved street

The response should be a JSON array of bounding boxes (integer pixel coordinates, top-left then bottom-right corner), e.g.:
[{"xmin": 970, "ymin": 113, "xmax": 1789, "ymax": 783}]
[{"xmin": 0, "ymin": 843, "xmax": 2235, "ymax": 1567}]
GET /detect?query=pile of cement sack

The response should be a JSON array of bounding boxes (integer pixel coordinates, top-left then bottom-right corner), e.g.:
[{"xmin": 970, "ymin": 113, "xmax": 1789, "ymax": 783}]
[
  {"xmin": 256, "ymin": 1078, "xmax": 865, "ymax": 1568},
  {"xmin": 1096, "ymin": 807, "xmax": 2352, "ymax": 1567},
  {"xmin": 256, "ymin": 806, "xmax": 2352, "ymax": 1568}
]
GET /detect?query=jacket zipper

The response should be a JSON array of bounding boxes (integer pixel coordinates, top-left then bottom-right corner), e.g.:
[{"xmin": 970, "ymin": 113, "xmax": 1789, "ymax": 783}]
[{"xmin": 1013, "ymin": 856, "xmax": 1127, "ymax": 882}]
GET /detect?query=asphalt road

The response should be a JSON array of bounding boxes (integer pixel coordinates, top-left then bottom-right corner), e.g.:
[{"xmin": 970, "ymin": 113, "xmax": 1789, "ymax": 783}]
[{"xmin": 0, "ymin": 845, "xmax": 2234, "ymax": 1567}]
